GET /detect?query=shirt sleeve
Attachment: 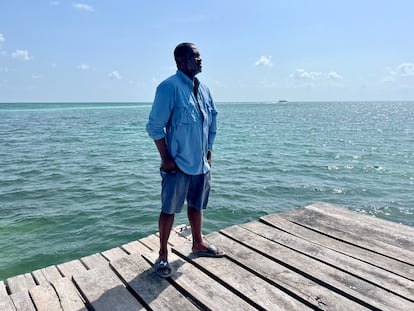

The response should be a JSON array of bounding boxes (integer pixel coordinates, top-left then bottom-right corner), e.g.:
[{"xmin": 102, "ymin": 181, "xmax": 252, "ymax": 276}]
[
  {"xmin": 146, "ymin": 82, "xmax": 175, "ymax": 140},
  {"xmin": 207, "ymin": 90, "xmax": 218, "ymax": 151}
]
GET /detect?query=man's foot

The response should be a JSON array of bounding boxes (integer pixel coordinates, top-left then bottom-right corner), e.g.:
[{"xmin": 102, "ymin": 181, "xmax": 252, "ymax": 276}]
[
  {"xmin": 191, "ymin": 244, "xmax": 225, "ymax": 258},
  {"xmin": 153, "ymin": 260, "xmax": 173, "ymax": 278}
]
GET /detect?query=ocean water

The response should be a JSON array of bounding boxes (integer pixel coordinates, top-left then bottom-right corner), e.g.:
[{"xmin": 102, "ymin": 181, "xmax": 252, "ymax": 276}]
[{"xmin": 0, "ymin": 101, "xmax": 413, "ymax": 280}]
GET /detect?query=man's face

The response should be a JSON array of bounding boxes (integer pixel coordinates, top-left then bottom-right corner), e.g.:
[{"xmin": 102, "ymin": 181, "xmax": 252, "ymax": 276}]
[{"xmin": 182, "ymin": 46, "xmax": 202, "ymax": 77}]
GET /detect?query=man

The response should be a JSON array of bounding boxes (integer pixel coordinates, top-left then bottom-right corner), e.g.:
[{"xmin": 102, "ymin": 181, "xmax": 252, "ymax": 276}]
[{"xmin": 146, "ymin": 42, "xmax": 225, "ymax": 278}]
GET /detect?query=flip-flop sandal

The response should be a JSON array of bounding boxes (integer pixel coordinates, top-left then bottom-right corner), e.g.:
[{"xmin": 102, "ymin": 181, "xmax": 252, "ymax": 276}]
[
  {"xmin": 192, "ymin": 245, "xmax": 225, "ymax": 258},
  {"xmin": 153, "ymin": 260, "xmax": 173, "ymax": 278}
]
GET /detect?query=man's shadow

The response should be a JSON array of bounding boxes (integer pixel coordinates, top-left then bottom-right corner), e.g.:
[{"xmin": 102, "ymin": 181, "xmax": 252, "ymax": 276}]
[{"xmin": 78, "ymin": 252, "xmax": 190, "ymax": 310}]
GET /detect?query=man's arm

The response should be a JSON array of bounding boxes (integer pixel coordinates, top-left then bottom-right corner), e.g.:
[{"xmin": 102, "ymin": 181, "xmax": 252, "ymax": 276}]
[{"xmin": 155, "ymin": 138, "xmax": 176, "ymax": 171}]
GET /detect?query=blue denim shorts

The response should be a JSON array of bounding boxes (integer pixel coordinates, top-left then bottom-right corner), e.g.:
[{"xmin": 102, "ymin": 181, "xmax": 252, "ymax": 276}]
[{"xmin": 160, "ymin": 168, "xmax": 211, "ymax": 214}]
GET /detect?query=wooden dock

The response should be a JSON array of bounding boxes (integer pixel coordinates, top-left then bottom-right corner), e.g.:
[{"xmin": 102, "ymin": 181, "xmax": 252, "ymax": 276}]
[{"xmin": 1, "ymin": 202, "xmax": 413, "ymax": 310}]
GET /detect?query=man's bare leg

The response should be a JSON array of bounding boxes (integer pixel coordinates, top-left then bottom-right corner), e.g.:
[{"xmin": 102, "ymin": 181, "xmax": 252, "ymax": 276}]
[
  {"xmin": 187, "ymin": 205, "xmax": 203, "ymax": 249},
  {"xmin": 156, "ymin": 211, "xmax": 174, "ymax": 275},
  {"xmin": 187, "ymin": 205, "xmax": 224, "ymax": 255}
]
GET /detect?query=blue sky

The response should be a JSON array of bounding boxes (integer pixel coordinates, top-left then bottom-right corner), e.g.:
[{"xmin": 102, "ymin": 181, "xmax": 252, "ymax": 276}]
[{"xmin": 1, "ymin": 0, "xmax": 413, "ymax": 102}]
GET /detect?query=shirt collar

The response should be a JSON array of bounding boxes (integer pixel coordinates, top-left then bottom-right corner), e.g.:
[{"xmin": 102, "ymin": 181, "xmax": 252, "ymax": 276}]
[{"xmin": 177, "ymin": 70, "xmax": 199, "ymax": 88}]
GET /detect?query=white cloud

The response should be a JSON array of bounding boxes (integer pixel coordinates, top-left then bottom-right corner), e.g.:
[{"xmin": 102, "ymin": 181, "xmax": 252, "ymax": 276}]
[
  {"xmin": 291, "ymin": 69, "xmax": 343, "ymax": 81},
  {"xmin": 292, "ymin": 69, "xmax": 323, "ymax": 80},
  {"xmin": 73, "ymin": 3, "xmax": 94, "ymax": 12},
  {"xmin": 0, "ymin": 33, "xmax": 5, "ymax": 48},
  {"xmin": 397, "ymin": 63, "xmax": 414, "ymax": 77},
  {"xmin": 255, "ymin": 56, "xmax": 273, "ymax": 68},
  {"xmin": 12, "ymin": 50, "xmax": 32, "ymax": 61},
  {"xmin": 77, "ymin": 64, "xmax": 90, "ymax": 70},
  {"xmin": 108, "ymin": 70, "xmax": 122, "ymax": 80},
  {"xmin": 383, "ymin": 62, "xmax": 414, "ymax": 82},
  {"xmin": 328, "ymin": 71, "xmax": 343, "ymax": 80}
]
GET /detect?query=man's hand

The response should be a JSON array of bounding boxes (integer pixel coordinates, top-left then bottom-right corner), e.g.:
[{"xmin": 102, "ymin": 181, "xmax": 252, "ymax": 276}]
[
  {"xmin": 207, "ymin": 150, "xmax": 212, "ymax": 167},
  {"xmin": 155, "ymin": 138, "xmax": 176, "ymax": 171},
  {"xmin": 161, "ymin": 156, "xmax": 176, "ymax": 172}
]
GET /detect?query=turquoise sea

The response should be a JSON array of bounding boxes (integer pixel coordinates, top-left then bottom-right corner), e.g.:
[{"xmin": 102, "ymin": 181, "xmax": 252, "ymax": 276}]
[{"xmin": 1, "ymin": 101, "xmax": 413, "ymax": 281}]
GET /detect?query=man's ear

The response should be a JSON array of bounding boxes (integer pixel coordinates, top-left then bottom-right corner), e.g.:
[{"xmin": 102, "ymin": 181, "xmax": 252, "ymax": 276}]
[{"xmin": 176, "ymin": 56, "xmax": 185, "ymax": 66}]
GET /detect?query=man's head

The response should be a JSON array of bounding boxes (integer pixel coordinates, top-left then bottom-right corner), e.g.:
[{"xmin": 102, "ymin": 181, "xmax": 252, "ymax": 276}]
[{"xmin": 174, "ymin": 42, "xmax": 202, "ymax": 79}]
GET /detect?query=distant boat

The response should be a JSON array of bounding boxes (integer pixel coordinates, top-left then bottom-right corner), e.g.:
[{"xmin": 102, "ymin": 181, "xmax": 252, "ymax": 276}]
[{"xmin": 271, "ymin": 100, "xmax": 288, "ymax": 104}]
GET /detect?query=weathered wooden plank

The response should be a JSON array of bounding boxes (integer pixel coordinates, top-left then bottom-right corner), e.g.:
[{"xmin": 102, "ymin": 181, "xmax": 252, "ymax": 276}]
[
  {"xmin": 10, "ymin": 290, "xmax": 36, "ymax": 311},
  {"xmin": 57, "ymin": 260, "xmax": 87, "ymax": 278},
  {"xmin": 121, "ymin": 240, "xmax": 149, "ymax": 254},
  {"xmin": 220, "ymin": 224, "xmax": 414, "ymax": 310},
  {"xmin": 0, "ymin": 281, "xmax": 16, "ymax": 311},
  {"xmin": 123, "ymin": 226, "xmax": 190, "ymax": 256},
  {"xmin": 73, "ymin": 266, "xmax": 144, "ymax": 311},
  {"xmin": 140, "ymin": 233, "xmax": 161, "ymax": 251},
  {"xmin": 7, "ymin": 273, "xmax": 36, "ymax": 293},
  {"xmin": 173, "ymin": 242, "xmax": 312, "ymax": 310},
  {"xmin": 154, "ymin": 225, "xmax": 194, "ymax": 248},
  {"xmin": 0, "ymin": 280, "xmax": 9, "ymax": 296},
  {"xmin": 261, "ymin": 213, "xmax": 414, "ymax": 281},
  {"xmin": 52, "ymin": 277, "xmax": 87, "ymax": 311},
  {"xmin": 172, "ymin": 225, "xmax": 193, "ymax": 242},
  {"xmin": 138, "ymin": 234, "xmax": 160, "ymax": 251},
  {"xmin": 111, "ymin": 253, "xmax": 199, "ymax": 310},
  {"xmin": 31, "ymin": 270, "xmax": 48, "ymax": 286},
  {"xmin": 128, "ymin": 226, "xmax": 190, "ymax": 254},
  {"xmin": 308, "ymin": 202, "xmax": 414, "ymax": 237},
  {"xmin": 29, "ymin": 284, "xmax": 63, "ymax": 311},
  {"xmin": 0, "ymin": 297, "xmax": 16, "ymax": 311},
  {"xmin": 242, "ymin": 220, "xmax": 414, "ymax": 301},
  {"xmin": 204, "ymin": 231, "xmax": 370, "ymax": 310},
  {"xmin": 281, "ymin": 205, "xmax": 414, "ymax": 265},
  {"xmin": 173, "ymin": 224, "xmax": 191, "ymax": 234},
  {"xmin": 32, "ymin": 265, "xmax": 63, "ymax": 285},
  {"xmin": 143, "ymin": 250, "xmax": 263, "ymax": 310},
  {"xmin": 304, "ymin": 203, "xmax": 414, "ymax": 249},
  {"xmin": 101, "ymin": 247, "xmax": 129, "ymax": 262},
  {"xmin": 32, "ymin": 266, "xmax": 62, "ymax": 285},
  {"xmin": 41, "ymin": 265, "xmax": 63, "ymax": 282},
  {"xmin": 80, "ymin": 253, "xmax": 108, "ymax": 269}
]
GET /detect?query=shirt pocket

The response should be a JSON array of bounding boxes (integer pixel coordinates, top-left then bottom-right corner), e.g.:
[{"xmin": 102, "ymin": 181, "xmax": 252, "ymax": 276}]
[{"xmin": 174, "ymin": 102, "xmax": 198, "ymax": 126}]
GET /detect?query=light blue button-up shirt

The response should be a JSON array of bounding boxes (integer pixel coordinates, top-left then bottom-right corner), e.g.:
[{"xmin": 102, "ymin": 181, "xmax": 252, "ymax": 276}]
[{"xmin": 146, "ymin": 70, "xmax": 218, "ymax": 175}]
